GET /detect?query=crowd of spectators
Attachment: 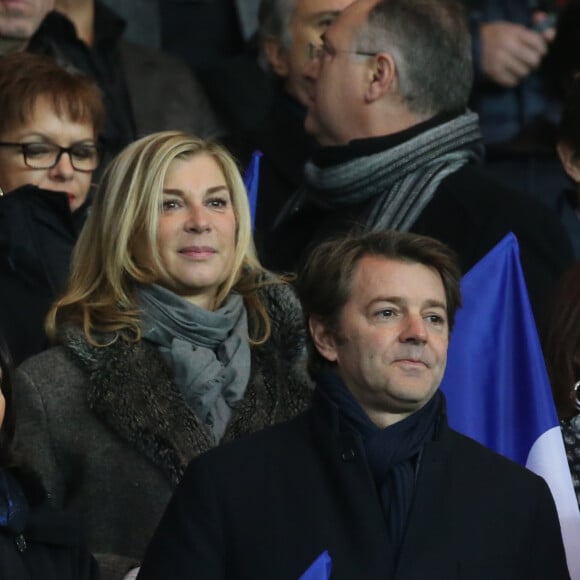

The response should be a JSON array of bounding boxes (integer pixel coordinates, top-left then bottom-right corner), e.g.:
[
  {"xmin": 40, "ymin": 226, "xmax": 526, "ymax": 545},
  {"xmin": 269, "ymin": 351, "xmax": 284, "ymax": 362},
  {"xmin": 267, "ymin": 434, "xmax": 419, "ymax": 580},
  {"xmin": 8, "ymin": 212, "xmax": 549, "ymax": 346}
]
[{"xmin": 0, "ymin": 0, "xmax": 579, "ymax": 578}]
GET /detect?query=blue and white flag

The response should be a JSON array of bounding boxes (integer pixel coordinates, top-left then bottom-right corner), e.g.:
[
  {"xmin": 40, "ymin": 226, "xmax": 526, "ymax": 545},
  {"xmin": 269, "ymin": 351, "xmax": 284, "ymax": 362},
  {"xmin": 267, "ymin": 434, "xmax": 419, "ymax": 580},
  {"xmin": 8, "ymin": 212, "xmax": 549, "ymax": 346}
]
[{"xmin": 441, "ymin": 233, "xmax": 580, "ymax": 579}]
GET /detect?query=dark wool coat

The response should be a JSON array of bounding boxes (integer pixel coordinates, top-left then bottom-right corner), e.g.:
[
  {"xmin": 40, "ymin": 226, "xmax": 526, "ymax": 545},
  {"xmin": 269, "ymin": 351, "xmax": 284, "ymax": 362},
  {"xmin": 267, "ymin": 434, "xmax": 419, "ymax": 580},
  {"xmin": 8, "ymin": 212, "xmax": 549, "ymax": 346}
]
[
  {"xmin": 0, "ymin": 506, "xmax": 99, "ymax": 580},
  {"xmin": 138, "ymin": 391, "xmax": 570, "ymax": 580},
  {"xmin": 0, "ymin": 186, "xmax": 88, "ymax": 366},
  {"xmin": 264, "ymin": 127, "xmax": 574, "ymax": 320},
  {"xmin": 12, "ymin": 282, "xmax": 312, "ymax": 580}
]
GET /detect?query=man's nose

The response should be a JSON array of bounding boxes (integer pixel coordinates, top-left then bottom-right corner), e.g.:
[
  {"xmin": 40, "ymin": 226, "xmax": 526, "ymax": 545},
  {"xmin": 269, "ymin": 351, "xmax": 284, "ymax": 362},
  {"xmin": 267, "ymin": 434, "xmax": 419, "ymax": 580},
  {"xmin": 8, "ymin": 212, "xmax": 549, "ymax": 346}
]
[{"xmin": 400, "ymin": 314, "xmax": 428, "ymax": 343}]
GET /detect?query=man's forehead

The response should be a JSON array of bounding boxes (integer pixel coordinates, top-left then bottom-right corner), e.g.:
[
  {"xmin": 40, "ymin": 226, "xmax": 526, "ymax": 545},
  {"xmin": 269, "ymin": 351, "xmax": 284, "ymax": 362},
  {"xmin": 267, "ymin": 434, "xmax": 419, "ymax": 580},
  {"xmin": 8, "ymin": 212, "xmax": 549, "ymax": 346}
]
[{"xmin": 350, "ymin": 256, "xmax": 447, "ymax": 303}]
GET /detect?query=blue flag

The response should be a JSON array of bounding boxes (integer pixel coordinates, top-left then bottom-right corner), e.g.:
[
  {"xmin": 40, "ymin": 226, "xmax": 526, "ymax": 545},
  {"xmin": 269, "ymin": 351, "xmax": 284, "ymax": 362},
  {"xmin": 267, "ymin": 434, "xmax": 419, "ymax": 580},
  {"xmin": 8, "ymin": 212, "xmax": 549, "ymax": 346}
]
[
  {"xmin": 243, "ymin": 150, "xmax": 262, "ymax": 231},
  {"xmin": 299, "ymin": 551, "xmax": 332, "ymax": 580},
  {"xmin": 441, "ymin": 233, "xmax": 580, "ymax": 578}
]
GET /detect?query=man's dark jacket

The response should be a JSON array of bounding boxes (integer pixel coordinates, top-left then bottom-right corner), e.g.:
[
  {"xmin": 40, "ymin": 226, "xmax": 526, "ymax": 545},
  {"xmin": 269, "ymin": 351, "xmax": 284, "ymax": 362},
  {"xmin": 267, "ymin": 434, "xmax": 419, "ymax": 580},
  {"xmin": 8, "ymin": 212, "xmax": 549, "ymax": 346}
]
[
  {"xmin": 224, "ymin": 91, "xmax": 317, "ymax": 259},
  {"xmin": 264, "ymin": 120, "xmax": 573, "ymax": 319},
  {"xmin": 138, "ymin": 390, "xmax": 569, "ymax": 580}
]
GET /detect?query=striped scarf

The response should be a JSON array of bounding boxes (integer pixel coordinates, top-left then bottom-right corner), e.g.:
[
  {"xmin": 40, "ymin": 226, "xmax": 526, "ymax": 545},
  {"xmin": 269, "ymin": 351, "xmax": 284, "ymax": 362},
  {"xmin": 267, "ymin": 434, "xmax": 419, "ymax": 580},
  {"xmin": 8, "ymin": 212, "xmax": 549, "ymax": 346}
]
[{"xmin": 302, "ymin": 111, "xmax": 484, "ymax": 232}]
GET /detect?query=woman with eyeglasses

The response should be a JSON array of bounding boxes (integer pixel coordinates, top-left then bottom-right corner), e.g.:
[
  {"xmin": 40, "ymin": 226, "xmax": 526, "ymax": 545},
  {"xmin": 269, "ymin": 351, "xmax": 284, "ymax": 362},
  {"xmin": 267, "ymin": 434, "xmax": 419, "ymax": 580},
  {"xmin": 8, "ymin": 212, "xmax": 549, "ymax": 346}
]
[
  {"xmin": 0, "ymin": 333, "xmax": 99, "ymax": 579},
  {"xmin": 12, "ymin": 131, "xmax": 312, "ymax": 579},
  {"xmin": 0, "ymin": 52, "xmax": 105, "ymax": 365}
]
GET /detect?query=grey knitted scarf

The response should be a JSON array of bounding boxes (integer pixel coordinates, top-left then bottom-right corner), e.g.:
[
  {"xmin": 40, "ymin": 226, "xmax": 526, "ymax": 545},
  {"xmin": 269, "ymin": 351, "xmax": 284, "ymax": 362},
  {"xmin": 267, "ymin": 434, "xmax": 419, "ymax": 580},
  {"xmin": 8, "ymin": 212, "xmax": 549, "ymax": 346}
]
[
  {"xmin": 139, "ymin": 284, "xmax": 251, "ymax": 443},
  {"xmin": 303, "ymin": 111, "xmax": 484, "ymax": 232}
]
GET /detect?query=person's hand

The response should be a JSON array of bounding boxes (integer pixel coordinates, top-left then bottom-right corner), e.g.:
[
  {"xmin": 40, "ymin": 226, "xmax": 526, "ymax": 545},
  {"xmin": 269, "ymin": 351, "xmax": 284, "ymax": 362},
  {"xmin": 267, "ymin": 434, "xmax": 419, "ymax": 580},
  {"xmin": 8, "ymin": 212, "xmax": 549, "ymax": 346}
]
[{"xmin": 480, "ymin": 22, "xmax": 551, "ymax": 88}]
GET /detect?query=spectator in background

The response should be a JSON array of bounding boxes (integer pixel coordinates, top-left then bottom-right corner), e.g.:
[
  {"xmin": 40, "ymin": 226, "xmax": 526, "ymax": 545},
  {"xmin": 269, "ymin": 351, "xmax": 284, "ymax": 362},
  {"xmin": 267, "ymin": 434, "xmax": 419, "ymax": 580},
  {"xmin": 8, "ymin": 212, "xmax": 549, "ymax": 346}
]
[
  {"xmin": 99, "ymin": 0, "xmax": 160, "ymax": 48},
  {"xmin": 267, "ymin": 0, "xmax": 573, "ymax": 322},
  {"xmin": 0, "ymin": 52, "xmax": 104, "ymax": 366},
  {"xmin": 0, "ymin": 0, "xmax": 223, "ymax": 167},
  {"xmin": 12, "ymin": 132, "xmax": 312, "ymax": 580},
  {"xmin": 555, "ymin": 74, "xmax": 580, "ymax": 257},
  {"xmin": 0, "ymin": 0, "xmax": 52, "ymax": 53},
  {"xmin": 0, "ymin": 333, "xmax": 99, "ymax": 580},
  {"xmin": 541, "ymin": 262, "xmax": 580, "ymax": 509},
  {"xmin": 160, "ymin": 0, "xmax": 271, "ymax": 136},
  {"xmin": 225, "ymin": 0, "xmax": 353, "ymax": 260},
  {"xmin": 464, "ymin": 0, "xmax": 568, "ymax": 199}
]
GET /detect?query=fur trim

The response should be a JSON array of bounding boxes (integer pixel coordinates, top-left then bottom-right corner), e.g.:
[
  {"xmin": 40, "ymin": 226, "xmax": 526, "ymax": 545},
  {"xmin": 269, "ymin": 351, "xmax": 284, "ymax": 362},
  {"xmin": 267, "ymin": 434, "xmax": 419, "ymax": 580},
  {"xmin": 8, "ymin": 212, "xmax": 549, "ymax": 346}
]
[{"xmin": 60, "ymin": 283, "xmax": 312, "ymax": 483}]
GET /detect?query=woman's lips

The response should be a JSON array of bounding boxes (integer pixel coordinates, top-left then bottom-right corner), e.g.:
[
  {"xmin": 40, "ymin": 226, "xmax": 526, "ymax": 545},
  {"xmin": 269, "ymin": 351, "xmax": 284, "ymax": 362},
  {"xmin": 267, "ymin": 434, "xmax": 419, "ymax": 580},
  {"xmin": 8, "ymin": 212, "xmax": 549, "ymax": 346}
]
[{"xmin": 179, "ymin": 246, "xmax": 217, "ymax": 259}]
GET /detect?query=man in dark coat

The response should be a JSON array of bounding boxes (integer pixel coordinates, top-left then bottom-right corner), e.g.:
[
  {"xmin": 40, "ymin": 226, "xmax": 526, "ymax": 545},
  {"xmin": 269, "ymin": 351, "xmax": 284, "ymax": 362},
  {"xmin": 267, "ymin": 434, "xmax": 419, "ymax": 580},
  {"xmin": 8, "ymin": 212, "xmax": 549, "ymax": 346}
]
[
  {"xmin": 224, "ymin": 0, "xmax": 353, "ymax": 257},
  {"xmin": 264, "ymin": 0, "xmax": 573, "ymax": 322},
  {"xmin": 2, "ymin": 0, "xmax": 222, "ymax": 167},
  {"xmin": 138, "ymin": 230, "xmax": 569, "ymax": 580}
]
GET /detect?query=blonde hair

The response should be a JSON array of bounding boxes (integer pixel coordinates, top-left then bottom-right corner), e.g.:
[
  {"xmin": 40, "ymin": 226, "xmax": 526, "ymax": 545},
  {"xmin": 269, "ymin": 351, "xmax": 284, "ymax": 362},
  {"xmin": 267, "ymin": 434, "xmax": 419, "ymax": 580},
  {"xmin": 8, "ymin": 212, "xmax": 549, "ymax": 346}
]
[{"xmin": 47, "ymin": 131, "xmax": 274, "ymax": 345}]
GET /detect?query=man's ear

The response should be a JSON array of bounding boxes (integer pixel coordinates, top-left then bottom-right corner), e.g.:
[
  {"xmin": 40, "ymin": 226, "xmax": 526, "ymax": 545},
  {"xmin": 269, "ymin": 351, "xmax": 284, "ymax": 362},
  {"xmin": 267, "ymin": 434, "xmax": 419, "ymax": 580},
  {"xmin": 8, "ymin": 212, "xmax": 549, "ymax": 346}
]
[
  {"xmin": 264, "ymin": 38, "xmax": 290, "ymax": 77},
  {"xmin": 557, "ymin": 141, "xmax": 580, "ymax": 183},
  {"xmin": 309, "ymin": 317, "xmax": 339, "ymax": 363},
  {"xmin": 365, "ymin": 51, "xmax": 396, "ymax": 102}
]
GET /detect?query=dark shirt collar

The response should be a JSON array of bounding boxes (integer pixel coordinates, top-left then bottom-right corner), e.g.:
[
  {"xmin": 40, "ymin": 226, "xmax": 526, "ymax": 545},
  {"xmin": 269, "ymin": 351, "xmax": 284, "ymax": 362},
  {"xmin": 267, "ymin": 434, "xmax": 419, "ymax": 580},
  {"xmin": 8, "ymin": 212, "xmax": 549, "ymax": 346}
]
[
  {"xmin": 31, "ymin": 1, "xmax": 125, "ymax": 49},
  {"xmin": 311, "ymin": 110, "xmax": 461, "ymax": 168}
]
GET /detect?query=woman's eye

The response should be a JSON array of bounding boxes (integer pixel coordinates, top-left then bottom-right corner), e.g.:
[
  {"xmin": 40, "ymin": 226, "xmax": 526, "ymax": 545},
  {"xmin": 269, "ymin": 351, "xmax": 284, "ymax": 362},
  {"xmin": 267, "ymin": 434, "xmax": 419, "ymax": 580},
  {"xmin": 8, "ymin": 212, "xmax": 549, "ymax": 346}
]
[
  {"xmin": 161, "ymin": 199, "xmax": 181, "ymax": 212},
  {"xmin": 207, "ymin": 197, "xmax": 228, "ymax": 209},
  {"xmin": 25, "ymin": 143, "xmax": 53, "ymax": 158}
]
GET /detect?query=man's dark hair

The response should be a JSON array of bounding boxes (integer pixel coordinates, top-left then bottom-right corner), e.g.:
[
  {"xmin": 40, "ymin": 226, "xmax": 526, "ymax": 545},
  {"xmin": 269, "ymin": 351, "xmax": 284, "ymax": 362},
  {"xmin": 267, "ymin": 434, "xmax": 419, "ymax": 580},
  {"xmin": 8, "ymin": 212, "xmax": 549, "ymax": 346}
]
[
  {"xmin": 296, "ymin": 230, "xmax": 462, "ymax": 376},
  {"xmin": 355, "ymin": 0, "xmax": 472, "ymax": 116},
  {"xmin": 558, "ymin": 74, "xmax": 580, "ymax": 153}
]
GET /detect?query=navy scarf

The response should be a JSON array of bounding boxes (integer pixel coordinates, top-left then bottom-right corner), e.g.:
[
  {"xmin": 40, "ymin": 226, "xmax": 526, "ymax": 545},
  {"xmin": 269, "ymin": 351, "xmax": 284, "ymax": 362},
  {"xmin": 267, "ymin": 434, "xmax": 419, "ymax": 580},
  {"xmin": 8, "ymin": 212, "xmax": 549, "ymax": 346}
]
[{"xmin": 316, "ymin": 371, "xmax": 443, "ymax": 548}]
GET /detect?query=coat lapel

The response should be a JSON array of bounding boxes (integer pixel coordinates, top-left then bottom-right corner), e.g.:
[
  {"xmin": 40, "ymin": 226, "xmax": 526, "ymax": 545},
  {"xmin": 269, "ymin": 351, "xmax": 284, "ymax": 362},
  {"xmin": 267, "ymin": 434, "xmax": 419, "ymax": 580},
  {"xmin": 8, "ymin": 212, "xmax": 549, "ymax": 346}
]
[
  {"xmin": 395, "ymin": 427, "xmax": 456, "ymax": 579},
  {"xmin": 63, "ymin": 328, "xmax": 214, "ymax": 484}
]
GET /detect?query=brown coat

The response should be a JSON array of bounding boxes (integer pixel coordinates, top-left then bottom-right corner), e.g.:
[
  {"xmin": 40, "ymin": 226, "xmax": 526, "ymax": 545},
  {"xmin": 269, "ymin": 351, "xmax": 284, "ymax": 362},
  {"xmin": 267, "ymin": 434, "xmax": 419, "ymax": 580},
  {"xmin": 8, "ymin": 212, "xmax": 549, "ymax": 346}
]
[{"xmin": 12, "ymin": 282, "xmax": 312, "ymax": 580}]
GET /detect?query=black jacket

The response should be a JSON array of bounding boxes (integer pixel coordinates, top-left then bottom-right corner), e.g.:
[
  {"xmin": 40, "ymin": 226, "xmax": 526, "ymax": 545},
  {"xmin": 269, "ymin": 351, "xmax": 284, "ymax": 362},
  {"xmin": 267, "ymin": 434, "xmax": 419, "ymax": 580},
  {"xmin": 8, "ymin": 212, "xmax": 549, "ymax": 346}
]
[
  {"xmin": 223, "ymin": 91, "xmax": 317, "ymax": 259},
  {"xmin": 263, "ymin": 127, "xmax": 574, "ymax": 320},
  {"xmin": 138, "ymin": 390, "xmax": 569, "ymax": 579},
  {"xmin": 0, "ymin": 186, "xmax": 87, "ymax": 365},
  {"xmin": 0, "ymin": 508, "xmax": 99, "ymax": 580}
]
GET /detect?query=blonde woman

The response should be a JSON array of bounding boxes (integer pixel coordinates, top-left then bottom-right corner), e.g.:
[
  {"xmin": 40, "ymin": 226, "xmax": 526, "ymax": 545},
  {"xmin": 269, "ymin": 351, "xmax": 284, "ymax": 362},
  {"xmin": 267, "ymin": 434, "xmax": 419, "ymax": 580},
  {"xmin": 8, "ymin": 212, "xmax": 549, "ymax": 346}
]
[{"xmin": 12, "ymin": 132, "xmax": 312, "ymax": 580}]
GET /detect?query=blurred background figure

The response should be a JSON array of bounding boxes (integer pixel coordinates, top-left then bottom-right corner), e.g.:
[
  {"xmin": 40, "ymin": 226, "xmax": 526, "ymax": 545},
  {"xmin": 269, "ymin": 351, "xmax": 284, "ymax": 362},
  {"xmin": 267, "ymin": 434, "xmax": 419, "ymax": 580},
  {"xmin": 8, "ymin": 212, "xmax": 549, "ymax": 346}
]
[
  {"xmin": 0, "ymin": 0, "xmax": 222, "ymax": 168},
  {"xmin": 225, "ymin": 0, "xmax": 354, "ymax": 259},
  {"xmin": 555, "ymin": 73, "xmax": 580, "ymax": 258},
  {"xmin": 0, "ymin": 333, "xmax": 99, "ymax": 579},
  {"xmin": 0, "ymin": 52, "xmax": 105, "ymax": 366},
  {"xmin": 100, "ymin": 0, "xmax": 160, "ymax": 48},
  {"xmin": 541, "ymin": 262, "xmax": 580, "ymax": 509},
  {"xmin": 159, "ymin": 0, "xmax": 271, "ymax": 136},
  {"xmin": 464, "ymin": 0, "xmax": 568, "ymax": 200},
  {"xmin": 13, "ymin": 132, "xmax": 311, "ymax": 580}
]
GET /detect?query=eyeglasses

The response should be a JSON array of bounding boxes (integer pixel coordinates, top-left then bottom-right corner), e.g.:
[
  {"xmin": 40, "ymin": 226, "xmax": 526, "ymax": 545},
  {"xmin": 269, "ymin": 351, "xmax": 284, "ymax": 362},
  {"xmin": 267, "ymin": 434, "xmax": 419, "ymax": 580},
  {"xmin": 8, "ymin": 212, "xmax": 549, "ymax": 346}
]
[
  {"xmin": 0, "ymin": 141, "xmax": 100, "ymax": 172},
  {"xmin": 308, "ymin": 41, "xmax": 378, "ymax": 62}
]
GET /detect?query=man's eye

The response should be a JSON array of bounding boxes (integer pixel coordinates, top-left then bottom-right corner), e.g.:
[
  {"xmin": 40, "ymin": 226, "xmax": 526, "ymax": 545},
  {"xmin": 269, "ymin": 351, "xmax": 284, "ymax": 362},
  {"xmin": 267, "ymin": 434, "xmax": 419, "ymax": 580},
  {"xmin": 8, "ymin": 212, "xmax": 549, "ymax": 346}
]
[
  {"xmin": 376, "ymin": 309, "xmax": 395, "ymax": 318},
  {"xmin": 425, "ymin": 314, "xmax": 445, "ymax": 325}
]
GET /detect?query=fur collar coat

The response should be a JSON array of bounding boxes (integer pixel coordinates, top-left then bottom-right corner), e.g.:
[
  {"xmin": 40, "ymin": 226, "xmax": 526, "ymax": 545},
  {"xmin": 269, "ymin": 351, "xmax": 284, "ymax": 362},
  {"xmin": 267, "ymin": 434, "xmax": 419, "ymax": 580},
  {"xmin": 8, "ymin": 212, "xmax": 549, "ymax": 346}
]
[{"xmin": 13, "ymin": 281, "xmax": 312, "ymax": 579}]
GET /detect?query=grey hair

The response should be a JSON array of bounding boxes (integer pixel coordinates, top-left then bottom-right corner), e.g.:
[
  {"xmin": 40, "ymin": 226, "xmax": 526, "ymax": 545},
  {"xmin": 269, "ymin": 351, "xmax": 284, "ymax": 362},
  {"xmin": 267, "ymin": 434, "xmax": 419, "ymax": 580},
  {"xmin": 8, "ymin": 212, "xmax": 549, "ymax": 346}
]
[
  {"xmin": 354, "ymin": 0, "xmax": 472, "ymax": 116},
  {"xmin": 257, "ymin": 0, "xmax": 296, "ymax": 70}
]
